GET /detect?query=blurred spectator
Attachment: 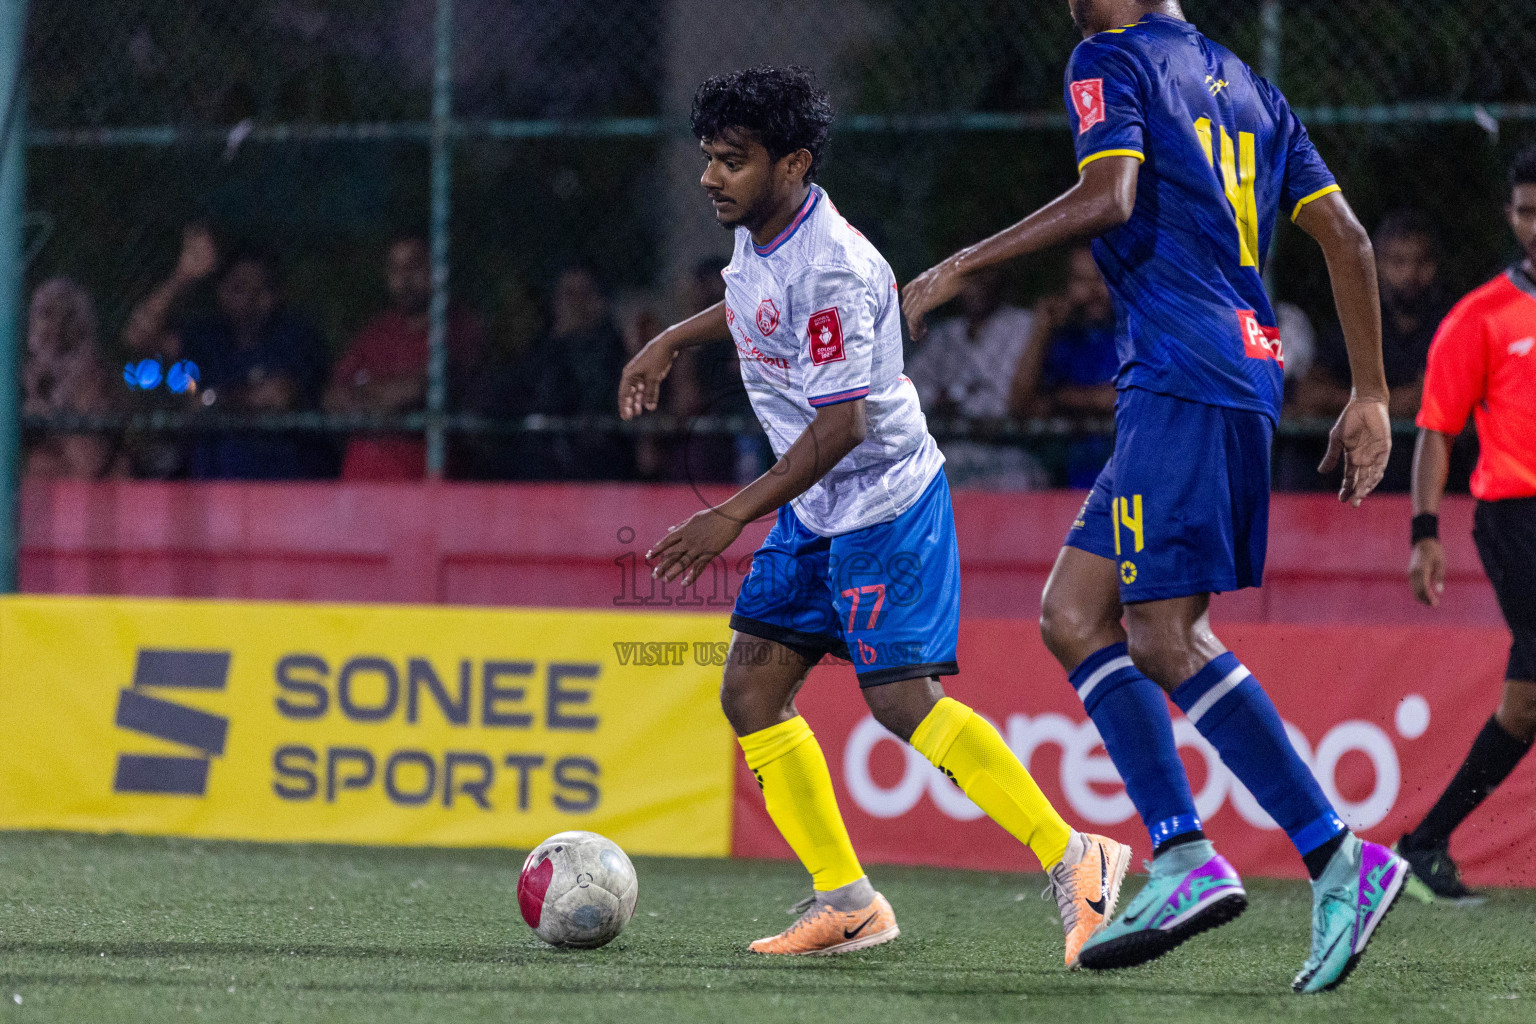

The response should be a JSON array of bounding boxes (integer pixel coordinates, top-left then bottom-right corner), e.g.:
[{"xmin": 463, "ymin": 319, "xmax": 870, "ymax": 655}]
[
  {"xmin": 1010, "ymin": 245, "xmax": 1118, "ymax": 487},
  {"xmin": 1011, "ymin": 246, "xmax": 1118, "ymax": 419},
  {"xmin": 324, "ymin": 235, "xmax": 483, "ymax": 480},
  {"xmin": 908, "ymin": 266, "xmax": 1032, "ymax": 419},
  {"xmin": 473, "ymin": 266, "xmax": 631, "ymax": 480},
  {"xmin": 1276, "ymin": 300, "xmax": 1317, "ymax": 386},
  {"xmin": 666, "ymin": 257, "xmax": 766, "ymax": 484},
  {"xmin": 484, "ymin": 276, "xmax": 544, "ymax": 370},
  {"xmin": 1267, "ymin": 300, "xmax": 1322, "ymax": 489},
  {"xmin": 1295, "ymin": 210, "xmax": 1447, "ymax": 421},
  {"xmin": 1292, "ymin": 209, "xmax": 1449, "ymax": 490},
  {"xmin": 22, "ymin": 278, "xmax": 124, "ymax": 479},
  {"xmin": 125, "ymin": 225, "xmax": 330, "ymax": 479},
  {"xmin": 901, "ymin": 264, "xmax": 1044, "ymax": 489}
]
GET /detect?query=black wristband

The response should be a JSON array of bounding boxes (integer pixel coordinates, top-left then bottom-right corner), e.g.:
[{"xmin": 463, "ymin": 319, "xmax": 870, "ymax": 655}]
[{"xmin": 1412, "ymin": 513, "xmax": 1439, "ymax": 545}]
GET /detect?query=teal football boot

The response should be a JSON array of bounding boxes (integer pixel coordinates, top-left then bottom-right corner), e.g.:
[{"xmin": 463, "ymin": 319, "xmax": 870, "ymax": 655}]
[
  {"xmin": 1078, "ymin": 839, "xmax": 1247, "ymax": 970},
  {"xmin": 1292, "ymin": 834, "xmax": 1408, "ymax": 993}
]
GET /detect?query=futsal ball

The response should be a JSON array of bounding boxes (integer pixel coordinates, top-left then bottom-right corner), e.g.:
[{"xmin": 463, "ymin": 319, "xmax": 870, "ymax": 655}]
[{"xmin": 517, "ymin": 830, "xmax": 638, "ymax": 949}]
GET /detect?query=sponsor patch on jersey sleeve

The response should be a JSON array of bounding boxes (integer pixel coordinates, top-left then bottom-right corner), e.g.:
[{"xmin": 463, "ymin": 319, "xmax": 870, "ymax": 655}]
[
  {"xmin": 807, "ymin": 307, "xmax": 846, "ymax": 365},
  {"xmin": 1071, "ymin": 79, "xmax": 1105, "ymax": 134}
]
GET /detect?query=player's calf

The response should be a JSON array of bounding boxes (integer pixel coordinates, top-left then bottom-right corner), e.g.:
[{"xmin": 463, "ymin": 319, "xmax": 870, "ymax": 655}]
[
  {"xmin": 860, "ymin": 674, "xmax": 945, "ymax": 740},
  {"xmin": 718, "ymin": 633, "xmax": 816, "ymax": 736},
  {"xmin": 1039, "ymin": 547, "xmax": 1127, "ymax": 671}
]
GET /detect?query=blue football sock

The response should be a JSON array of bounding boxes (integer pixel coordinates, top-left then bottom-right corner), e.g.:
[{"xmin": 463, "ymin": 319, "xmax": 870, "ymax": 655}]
[
  {"xmin": 1070, "ymin": 642, "xmax": 1201, "ymax": 850},
  {"xmin": 1172, "ymin": 652, "xmax": 1345, "ymax": 856}
]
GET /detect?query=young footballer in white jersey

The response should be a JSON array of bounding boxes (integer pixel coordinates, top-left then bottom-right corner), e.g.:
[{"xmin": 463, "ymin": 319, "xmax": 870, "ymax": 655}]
[{"xmin": 618, "ymin": 65, "xmax": 1130, "ymax": 964}]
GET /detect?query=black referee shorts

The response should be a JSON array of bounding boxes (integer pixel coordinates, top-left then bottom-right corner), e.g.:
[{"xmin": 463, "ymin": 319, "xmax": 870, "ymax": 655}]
[{"xmin": 1474, "ymin": 497, "xmax": 1536, "ymax": 681}]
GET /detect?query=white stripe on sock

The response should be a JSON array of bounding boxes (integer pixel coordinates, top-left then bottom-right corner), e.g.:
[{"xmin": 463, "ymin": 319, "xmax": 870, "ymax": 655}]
[
  {"xmin": 1076, "ymin": 655, "xmax": 1134, "ymax": 703},
  {"xmin": 1183, "ymin": 665, "xmax": 1251, "ymax": 726}
]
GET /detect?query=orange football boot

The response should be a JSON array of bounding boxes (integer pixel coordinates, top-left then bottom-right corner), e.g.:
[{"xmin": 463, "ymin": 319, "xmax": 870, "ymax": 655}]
[
  {"xmin": 1049, "ymin": 833, "xmax": 1133, "ymax": 968},
  {"xmin": 748, "ymin": 892, "xmax": 899, "ymax": 956}
]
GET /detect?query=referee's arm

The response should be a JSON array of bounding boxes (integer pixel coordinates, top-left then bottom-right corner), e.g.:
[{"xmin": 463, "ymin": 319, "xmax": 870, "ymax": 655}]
[
  {"xmin": 1409, "ymin": 302, "xmax": 1487, "ymax": 607},
  {"xmin": 1410, "ymin": 429, "xmax": 1453, "ymax": 607}
]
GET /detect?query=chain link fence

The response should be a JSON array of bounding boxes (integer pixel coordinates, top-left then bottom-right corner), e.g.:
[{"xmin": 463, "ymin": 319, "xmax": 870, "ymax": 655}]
[{"xmin": 21, "ymin": 0, "xmax": 1536, "ymax": 485}]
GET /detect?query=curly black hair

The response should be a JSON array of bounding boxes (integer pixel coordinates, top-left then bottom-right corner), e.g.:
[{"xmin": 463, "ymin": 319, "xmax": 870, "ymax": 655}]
[
  {"xmin": 690, "ymin": 66, "xmax": 834, "ymax": 183},
  {"xmin": 1512, "ymin": 145, "xmax": 1536, "ymax": 191}
]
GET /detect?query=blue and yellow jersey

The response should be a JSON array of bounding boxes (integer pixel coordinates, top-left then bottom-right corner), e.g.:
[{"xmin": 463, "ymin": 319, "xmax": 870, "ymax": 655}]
[{"xmin": 1066, "ymin": 12, "xmax": 1338, "ymax": 421}]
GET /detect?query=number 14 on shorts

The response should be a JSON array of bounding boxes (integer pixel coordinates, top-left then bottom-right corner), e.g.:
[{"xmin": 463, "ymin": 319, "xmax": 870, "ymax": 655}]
[{"xmin": 1111, "ymin": 494, "xmax": 1145, "ymax": 557}]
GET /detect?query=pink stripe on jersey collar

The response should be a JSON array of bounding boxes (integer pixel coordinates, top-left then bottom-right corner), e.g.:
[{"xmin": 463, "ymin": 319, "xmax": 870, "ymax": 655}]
[{"xmin": 754, "ymin": 186, "xmax": 821, "ymax": 256}]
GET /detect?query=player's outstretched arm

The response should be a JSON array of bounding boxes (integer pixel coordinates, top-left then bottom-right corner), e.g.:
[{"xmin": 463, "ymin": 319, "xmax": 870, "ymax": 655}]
[
  {"xmin": 1295, "ymin": 191, "xmax": 1391, "ymax": 506},
  {"xmin": 617, "ymin": 300, "xmax": 731, "ymax": 420},
  {"xmin": 902, "ymin": 156, "xmax": 1139, "ymax": 340},
  {"xmin": 649, "ymin": 399, "xmax": 868, "ymax": 585},
  {"xmin": 1409, "ymin": 428, "xmax": 1451, "ymax": 607}
]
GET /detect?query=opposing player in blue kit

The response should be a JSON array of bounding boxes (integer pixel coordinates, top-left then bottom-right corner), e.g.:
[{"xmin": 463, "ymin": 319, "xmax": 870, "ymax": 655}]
[
  {"xmin": 619, "ymin": 65, "xmax": 1129, "ymax": 964},
  {"xmin": 904, "ymin": 0, "xmax": 1408, "ymax": 994}
]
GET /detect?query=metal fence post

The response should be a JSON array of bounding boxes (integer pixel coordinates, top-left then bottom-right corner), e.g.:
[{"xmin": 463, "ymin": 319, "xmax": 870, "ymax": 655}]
[
  {"xmin": 1261, "ymin": 0, "xmax": 1283, "ymax": 291},
  {"xmin": 0, "ymin": 0, "xmax": 26, "ymax": 591},
  {"xmin": 1260, "ymin": 0, "xmax": 1283, "ymax": 84},
  {"xmin": 426, "ymin": 0, "xmax": 454, "ymax": 480}
]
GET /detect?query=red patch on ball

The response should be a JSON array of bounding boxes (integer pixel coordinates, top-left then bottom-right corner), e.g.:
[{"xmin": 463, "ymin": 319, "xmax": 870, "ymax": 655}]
[{"xmin": 517, "ymin": 854, "xmax": 555, "ymax": 928}]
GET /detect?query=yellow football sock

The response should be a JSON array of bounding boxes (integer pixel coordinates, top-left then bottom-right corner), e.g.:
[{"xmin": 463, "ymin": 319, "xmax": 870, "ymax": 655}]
[
  {"xmin": 738, "ymin": 716, "xmax": 865, "ymax": 892},
  {"xmin": 911, "ymin": 697, "xmax": 1073, "ymax": 869}
]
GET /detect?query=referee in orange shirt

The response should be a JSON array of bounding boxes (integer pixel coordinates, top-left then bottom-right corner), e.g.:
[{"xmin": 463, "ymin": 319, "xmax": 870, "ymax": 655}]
[{"xmin": 1400, "ymin": 147, "xmax": 1536, "ymax": 901}]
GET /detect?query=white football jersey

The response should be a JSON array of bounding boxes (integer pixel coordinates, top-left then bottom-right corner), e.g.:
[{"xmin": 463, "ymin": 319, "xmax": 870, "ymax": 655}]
[{"xmin": 722, "ymin": 184, "xmax": 944, "ymax": 536}]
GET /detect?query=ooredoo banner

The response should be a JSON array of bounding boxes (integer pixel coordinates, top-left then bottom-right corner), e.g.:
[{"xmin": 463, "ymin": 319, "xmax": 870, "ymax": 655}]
[
  {"xmin": 732, "ymin": 620, "xmax": 1536, "ymax": 886},
  {"xmin": 0, "ymin": 596, "xmax": 736, "ymax": 857}
]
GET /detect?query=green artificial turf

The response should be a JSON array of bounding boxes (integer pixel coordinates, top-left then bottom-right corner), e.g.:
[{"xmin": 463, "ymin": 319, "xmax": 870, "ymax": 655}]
[{"xmin": 0, "ymin": 831, "xmax": 1530, "ymax": 1023}]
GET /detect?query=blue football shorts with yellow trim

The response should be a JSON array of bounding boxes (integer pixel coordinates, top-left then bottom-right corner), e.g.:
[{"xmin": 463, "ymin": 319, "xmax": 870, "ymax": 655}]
[
  {"xmin": 1066, "ymin": 386, "xmax": 1273, "ymax": 603},
  {"xmin": 730, "ymin": 469, "xmax": 960, "ymax": 687}
]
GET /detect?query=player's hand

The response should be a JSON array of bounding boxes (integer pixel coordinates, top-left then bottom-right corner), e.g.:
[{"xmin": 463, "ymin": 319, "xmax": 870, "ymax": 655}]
[
  {"xmin": 176, "ymin": 224, "xmax": 218, "ymax": 282},
  {"xmin": 647, "ymin": 507, "xmax": 743, "ymax": 587},
  {"xmin": 617, "ymin": 336, "xmax": 678, "ymax": 420},
  {"xmin": 1409, "ymin": 537, "xmax": 1446, "ymax": 608},
  {"xmin": 901, "ymin": 258, "xmax": 964, "ymax": 342},
  {"xmin": 1319, "ymin": 396, "xmax": 1391, "ymax": 507}
]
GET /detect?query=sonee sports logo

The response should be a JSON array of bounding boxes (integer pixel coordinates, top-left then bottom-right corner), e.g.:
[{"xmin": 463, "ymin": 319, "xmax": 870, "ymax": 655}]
[{"xmin": 113, "ymin": 649, "xmax": 231, "ymax": 796}]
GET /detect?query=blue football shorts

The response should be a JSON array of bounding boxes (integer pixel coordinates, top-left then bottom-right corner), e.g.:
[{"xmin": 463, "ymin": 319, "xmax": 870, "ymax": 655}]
[
  {"xmin": 1066, "ymin": 386, "xmax": 1273, "ymax": 603},
  {"xmin": 730, "ymin": 469, "xmax": 961, "ymax": 687}
]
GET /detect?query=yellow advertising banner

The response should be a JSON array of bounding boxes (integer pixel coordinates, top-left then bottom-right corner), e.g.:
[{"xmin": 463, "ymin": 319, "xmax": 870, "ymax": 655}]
[{"xmin": 0, "ymin": 596, "xmax": 736, "ymax": 856}]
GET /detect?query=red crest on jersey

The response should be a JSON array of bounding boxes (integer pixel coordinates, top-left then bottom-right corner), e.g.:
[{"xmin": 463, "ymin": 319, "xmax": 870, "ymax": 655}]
[
  {"xmin": 1237, "ymin": 309, "xmax": 1285, "ymax": 368},
  {"xmin": 1072, "ymin": 79, "xmax": 1105, "ymax": 134},
  {"xmin": 756, "ymin": 298, "xmax": 780, "ymax": 336},
  {"xmin": 807, "ymin": 308, "xmax": 846, "ymax": 365}
]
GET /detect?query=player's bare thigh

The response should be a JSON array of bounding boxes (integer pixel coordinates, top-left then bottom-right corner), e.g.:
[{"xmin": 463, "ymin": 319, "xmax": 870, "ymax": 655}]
[
  {"xmin": 1040, "ymin": 546, "xmax": 1128, "ymax": 673},
  {"xmin": 719, "ymin": 631, "xmax": 818, "ymax": 736}
]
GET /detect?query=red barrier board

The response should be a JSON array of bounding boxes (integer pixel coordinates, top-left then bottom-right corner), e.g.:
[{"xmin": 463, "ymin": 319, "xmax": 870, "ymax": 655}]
[
  {"xmin": 17, "ymin": 482, "xmax": 1502, "ymax": 628},
  {"xmin": 731, "ymin": 620, "xmax": 1534, "ymax": 885}
]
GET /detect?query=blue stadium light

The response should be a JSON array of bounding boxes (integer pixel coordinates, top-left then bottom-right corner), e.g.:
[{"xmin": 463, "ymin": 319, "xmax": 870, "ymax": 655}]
[
  {"xmin": 124, "ymin": 359, "xmax": 163, "ymax": 391},
  {"xmin": 167, "ymin": 360, "xmax": 201, "ymax": 395}
]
